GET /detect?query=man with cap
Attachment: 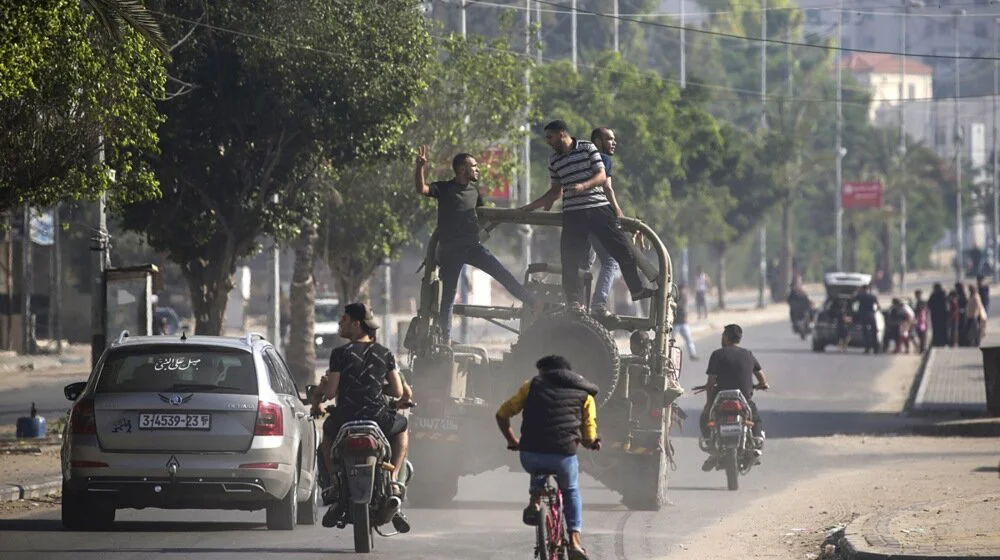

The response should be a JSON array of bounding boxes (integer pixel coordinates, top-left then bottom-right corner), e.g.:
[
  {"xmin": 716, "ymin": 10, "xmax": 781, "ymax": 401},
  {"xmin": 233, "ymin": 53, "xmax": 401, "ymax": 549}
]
[{"xmin": 310, "ymin": 302, "xmax": 412, "ymax": 531}]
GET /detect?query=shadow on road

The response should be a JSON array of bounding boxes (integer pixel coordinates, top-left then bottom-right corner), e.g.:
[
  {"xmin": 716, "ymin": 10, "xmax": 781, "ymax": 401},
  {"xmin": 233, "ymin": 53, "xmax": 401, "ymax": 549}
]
[
  {"xmin": 0, "ymin": 518, "xmax": 263, "ymax": 533},
  {"xmin": 670, "ymin": 409, "xmax": 926, "ymax": 439},
  {"xmin": 3, "ymin": 547, "xmax": 350, "ymax": 555},
  {"xmin": 439, "ymin": 500, "xmax": 626, "ymax": 513},
  {"xmin": 667, "ymin": 486, "xmax": 730, "ymax": 492}
]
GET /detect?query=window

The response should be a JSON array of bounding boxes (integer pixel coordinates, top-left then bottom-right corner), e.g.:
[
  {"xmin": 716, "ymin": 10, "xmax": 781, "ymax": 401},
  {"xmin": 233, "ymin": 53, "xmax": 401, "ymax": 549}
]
[
  {"xmin": 264, "ymin": 349, "xmax": 297, "ymax": 395},
  {"xmin": 95, "ymin": 346, "xmax": 258, "ymax": 395}
]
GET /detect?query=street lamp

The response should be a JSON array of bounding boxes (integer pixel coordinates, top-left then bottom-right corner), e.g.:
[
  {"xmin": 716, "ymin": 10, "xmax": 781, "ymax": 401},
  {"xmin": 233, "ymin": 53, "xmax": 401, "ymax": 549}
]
[
  {"xmin": 835, "ymin": 0, "xmax": 844, "ymax": 271},
  {"xmin": 954, "ymin": 8, "xmax": 966, "ymax": 282}
]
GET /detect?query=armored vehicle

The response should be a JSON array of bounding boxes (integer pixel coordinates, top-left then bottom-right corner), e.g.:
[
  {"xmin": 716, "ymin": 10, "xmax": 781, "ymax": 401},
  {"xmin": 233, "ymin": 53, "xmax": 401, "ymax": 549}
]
[{"xmin": 401, "ymin": 208, "xmax": 685, "ymax": 511}]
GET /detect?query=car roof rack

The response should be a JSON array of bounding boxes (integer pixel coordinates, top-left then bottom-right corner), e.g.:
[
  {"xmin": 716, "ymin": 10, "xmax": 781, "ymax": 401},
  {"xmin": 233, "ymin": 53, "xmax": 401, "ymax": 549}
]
[
  {"xmin": 243, "ymin": 332, "xmax": 266, "ymax": 346},
  {"xmin": 116, "ymin": 330, "xmax": 130, "ymax": 344}
]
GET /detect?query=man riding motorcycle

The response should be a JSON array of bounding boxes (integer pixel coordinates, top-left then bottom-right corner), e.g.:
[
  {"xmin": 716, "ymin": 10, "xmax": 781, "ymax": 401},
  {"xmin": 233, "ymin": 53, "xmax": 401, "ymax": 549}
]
[
  {"xmin": 496, "ymin": 355, "xmax": 601, "ymax": 560},
  {"xmin": 699, "ymin": 324, "xmax": 769, "ymax": 472},
  {"xmin": 309, "ymin": 302, "xmax": 411, "ymax": 531},
  {"xmin": 786, "ymin": 284, "xmax": 814, "ymax": 332}
]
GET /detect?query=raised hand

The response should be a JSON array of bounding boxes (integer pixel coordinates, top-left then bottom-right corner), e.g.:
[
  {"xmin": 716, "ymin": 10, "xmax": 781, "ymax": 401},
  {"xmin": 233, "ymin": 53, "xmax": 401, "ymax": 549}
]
[{"xmin": 415, "ymin": 145, "xmax": 428, "ymax": 168}]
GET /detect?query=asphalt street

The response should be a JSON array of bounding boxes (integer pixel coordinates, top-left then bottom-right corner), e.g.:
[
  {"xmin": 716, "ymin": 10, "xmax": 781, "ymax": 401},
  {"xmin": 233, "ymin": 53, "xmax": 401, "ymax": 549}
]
[{"xmin": 0, "ymin": 316, "xmax": 926, "ymax": 560}]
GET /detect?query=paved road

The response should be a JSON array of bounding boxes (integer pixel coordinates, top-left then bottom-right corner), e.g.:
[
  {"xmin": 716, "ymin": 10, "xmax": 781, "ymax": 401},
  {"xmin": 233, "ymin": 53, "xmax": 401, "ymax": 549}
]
[{"xmin": 0, "ymin": 318, "xmax": 924, "ymax": 559}]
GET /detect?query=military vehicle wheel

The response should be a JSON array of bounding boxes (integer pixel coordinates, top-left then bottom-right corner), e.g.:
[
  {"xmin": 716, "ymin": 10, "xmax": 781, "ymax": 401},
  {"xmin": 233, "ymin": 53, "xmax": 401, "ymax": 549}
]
[
  {"xmin": 620, "ymin": 451, "xmax": 667, "ymax": 511},
  {"xmin": 509, "ymin": 310, "xmax": 620, "ymax": 407},
  {"xmin": 406, "ymin": 469, "xmax": 459, "ymax": 509}
]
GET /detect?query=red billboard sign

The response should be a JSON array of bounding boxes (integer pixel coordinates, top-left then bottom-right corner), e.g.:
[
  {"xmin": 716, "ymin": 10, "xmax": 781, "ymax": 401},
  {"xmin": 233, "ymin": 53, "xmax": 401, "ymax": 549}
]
[
  {"xmin": 842, "ymin": 181, "xmax": 883, "ymax": 209},
  {"xmin": 480, "ymin": 145, "xmax": 511, "ymax": 202}
]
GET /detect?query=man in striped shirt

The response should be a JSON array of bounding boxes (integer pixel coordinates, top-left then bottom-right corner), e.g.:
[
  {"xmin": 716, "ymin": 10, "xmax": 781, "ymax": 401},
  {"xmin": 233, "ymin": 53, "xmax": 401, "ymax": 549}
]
[{"xmin": 521, "ymin": 120, "xmax": 655, "ymax": 309}]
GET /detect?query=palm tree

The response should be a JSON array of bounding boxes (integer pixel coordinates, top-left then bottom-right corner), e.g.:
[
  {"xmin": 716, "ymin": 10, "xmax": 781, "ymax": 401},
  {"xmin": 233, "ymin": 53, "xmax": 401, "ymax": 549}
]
[{"xmin": 83, "ymin": 0, "xmax": 168, "ymax": 54}]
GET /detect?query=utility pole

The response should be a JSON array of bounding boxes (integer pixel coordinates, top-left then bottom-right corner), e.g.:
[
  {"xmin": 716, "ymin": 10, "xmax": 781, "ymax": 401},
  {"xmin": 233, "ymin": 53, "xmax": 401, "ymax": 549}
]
[
  {"xmin": 21, "ymin": 205, "xmax": 33, "ymax": 355},
  {"xmin": 954, "ymin": 9, "xmax": 965, "ymax": 283},
  {"xmin": 993, "ymin": 17, "xmax": 999, "ymax": 283},
  {"xmin": 835, "ymin": 0, "xmax": 844, "ymax": 272},
  {"xmin": 613, "ymin": 0, "xmax": 619, "ymax": 53},
  {"xmin": 382, "ymin": 259, "xmax": 393, "ymax": 352},
  {"xmin": 460, "ymin": 0, "xmax": 466, "ymax": 37},
  {"xmin": 89, "ymin": 140, "xmax": 109, "ymax": 368},
  {"xmin": 52, "ymin": 203, "xmax": 62, "ymax": 353},
  {"xmin": 522, "ymin": 0, "xmax": 533, "ymax": 271},
  {"xmin": 267, "ymin": 194, "xmax": 281, "ymax": 348},
  {"xmin": 901, "ymin": 192, "xmax": 908, "ymax": 294},
  {"xmin": 758, "ymin": 0, "xmax": 767, "ymax": 308},
  {"xmin": 536, "ymin": 0, "xmax": 542, "ymax": 64},
  {"xmin": 680, "ymin": 0, "xmax": 686, "ymax": 89},
  {"xmin": 571, "ymin": 0, "xmax": 577, "ymax": 71}
]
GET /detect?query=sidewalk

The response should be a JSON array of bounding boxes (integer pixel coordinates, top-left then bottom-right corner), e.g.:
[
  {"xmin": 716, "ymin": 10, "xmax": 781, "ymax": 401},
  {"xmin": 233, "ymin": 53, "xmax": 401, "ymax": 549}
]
[
  {"xmin": 909, "ymin": 318, "xmax": 1000, "ymax": 417},
  {"xmin": 841, "ymin": 495, "xmax": 1000, "ymax": 559}
]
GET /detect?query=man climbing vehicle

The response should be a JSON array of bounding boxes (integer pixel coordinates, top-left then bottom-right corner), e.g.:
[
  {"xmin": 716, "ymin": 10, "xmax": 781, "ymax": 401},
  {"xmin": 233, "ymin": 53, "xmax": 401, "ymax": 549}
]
[
  {"xmin": 699, "ymin": 324, "xmax": 769, "ymax": 472},
  {"xmin": 414, "ymin": 145, "xmax": 539, "ymax": 344},
  {"xmin": 309, "ymin": 303, "xmax": 412, "ymax": 531},
  {"xmin": 580, "ymin": 127, "xmax": 623, "ymax": 318},
  {"xmin": 496, "ymin": 355, "xmax": 602, "ymax": 560},
  {"xmin": 520, "ymin": 120, "xmax": 655, "ymax": 311}
]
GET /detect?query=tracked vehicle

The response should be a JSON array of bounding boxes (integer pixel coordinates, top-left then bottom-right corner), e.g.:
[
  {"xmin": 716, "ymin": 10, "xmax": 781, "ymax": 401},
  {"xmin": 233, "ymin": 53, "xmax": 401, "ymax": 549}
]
[{"xmin": 401, "ymin": 208, "xmax": 685, "ymax": 511}]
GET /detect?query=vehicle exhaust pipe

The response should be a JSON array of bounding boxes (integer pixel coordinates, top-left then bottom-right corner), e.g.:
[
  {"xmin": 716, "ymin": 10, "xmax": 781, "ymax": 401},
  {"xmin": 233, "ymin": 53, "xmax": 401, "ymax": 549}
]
[{"xmin": 377, "ymin": 495, "xmax": 402, "ymax": 526}]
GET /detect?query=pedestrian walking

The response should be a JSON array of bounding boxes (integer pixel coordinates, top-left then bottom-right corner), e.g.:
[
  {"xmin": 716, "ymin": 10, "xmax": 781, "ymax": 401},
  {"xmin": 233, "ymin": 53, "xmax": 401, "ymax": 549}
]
[
  {"xmin": 854, "ymin": 284, "xmax": 880, "ymax": 354},
  {"xmin": 913, "ymin": 290, "xmax": 929, "ymax": 353},
  {"xmin": 694, "ymin": 266, "xmax": 711, "ymax": 320},
  {"xmin": 415, "ymin": 146, "xmax": 539, "ymax": 343},
  {"xmin": 927, "ymin": 283, "xmax": 948, "ymax": 347},
  {"xmin": 966, "ymin": 284, "xmax": 987, "ymax": 346},
  {"xmin": 521, "ymin": 120, "xmax": 655, "ymax": 310},
  {"xmin": 673, "ymin": 284, "xmax": 698, "ymax": 361}
]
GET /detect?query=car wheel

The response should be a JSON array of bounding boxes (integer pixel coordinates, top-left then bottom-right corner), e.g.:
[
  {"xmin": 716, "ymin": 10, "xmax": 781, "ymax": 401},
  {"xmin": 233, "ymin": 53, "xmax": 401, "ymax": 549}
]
[
  {"xmin": 811, "ymin": 338, "xmax": 825, "ymax": 353},
  {"xmin": 61, "ymin": 481, "xmax": 115, "ymax": 531},
  {"xmin": 266, "ymin": 467, "xmax": 298, "ymax": 530},
  {"xmin": 297, "ymin": 457, "xmax": 320, "ymax": 526}
]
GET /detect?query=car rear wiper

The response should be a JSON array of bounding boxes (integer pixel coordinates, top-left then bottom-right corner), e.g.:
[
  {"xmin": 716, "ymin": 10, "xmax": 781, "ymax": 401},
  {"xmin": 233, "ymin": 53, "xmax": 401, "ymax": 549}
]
[{"xmin": 161, "ymin": 384, "xmax": 245, "ymax": 392}]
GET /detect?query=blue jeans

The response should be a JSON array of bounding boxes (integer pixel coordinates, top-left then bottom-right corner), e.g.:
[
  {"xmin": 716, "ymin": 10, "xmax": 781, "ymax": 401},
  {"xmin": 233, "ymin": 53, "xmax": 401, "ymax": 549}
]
[
  {"xmin": 519, "ymin": 451, "xmax": 583, "ymax": 533},
  {"xmin": 675, "ymin": 323, "xmax": 697, "ymax": 357},
  {"xmin": 585, "ymin": 235, "xmax": 620, "ymax": 310},
  {"xmin": 438, "ymin": 244, "xmax": 534, "ymax": 339}
]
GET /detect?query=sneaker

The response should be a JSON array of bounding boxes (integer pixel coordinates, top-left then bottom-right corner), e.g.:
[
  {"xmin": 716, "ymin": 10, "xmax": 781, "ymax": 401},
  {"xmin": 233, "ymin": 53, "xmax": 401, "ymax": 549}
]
[
  {"xmin": 631, "ymin": 287, "xmax": 657, "ymax": 302},
  {"xmin": 391, "ymin": 511, "xmax": 411, "ymax": 534},
  {"xmin": 322, "ymin": 503, "xmax": 342, "ymax": 528},
  {"xmin": 522, "ymin": 504, "xmax": 540, "ymax": 526},
  {"xmin": 701, "ymin": 455, "xmax": 718, "ymax": 472},
  {"xmin": 690, "ymin": 354, "xmax": 700, "ymax": 361},
  {"xmin": 591, "ymin": 306, "xmax": 613, "ymax": 319}
]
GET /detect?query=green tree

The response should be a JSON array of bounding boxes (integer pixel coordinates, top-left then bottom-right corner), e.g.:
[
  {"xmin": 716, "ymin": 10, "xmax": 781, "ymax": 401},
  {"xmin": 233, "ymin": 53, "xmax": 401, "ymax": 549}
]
[
  {"xmin": 83, "ymin": 0, "xmax": 169, "ymax": 53},
  {"xmin": 317, "ymin": 32, "xmax": 533, "ymax": 303},
  {"xmin": 0, "ymin": 0, "xmax": 165, "ymax": 215},
  {"xmin": 120, "ymin": 0, "xmax": 433, "ymax": 339}
]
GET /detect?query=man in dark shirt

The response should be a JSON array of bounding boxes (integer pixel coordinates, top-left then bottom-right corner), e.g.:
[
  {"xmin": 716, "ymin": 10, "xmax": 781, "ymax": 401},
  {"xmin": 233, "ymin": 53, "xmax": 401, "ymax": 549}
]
[
  {"xmin": 310, "ymin": 303, "xmax": 411, "ymax": 530},
  {"xmin": 976, "ymin": 274, "xmax": 990, "ymax": 315},
  {"xmin": 415, "ymin": 146, "xmax": 537, "ymax": 343},
  {"xmin": 854, "ymin": 284, "xmax": 881, "ymax": 354},
  {"xmin": 699, "ymin": 324, "xmax": 769, "ymax": 471}
]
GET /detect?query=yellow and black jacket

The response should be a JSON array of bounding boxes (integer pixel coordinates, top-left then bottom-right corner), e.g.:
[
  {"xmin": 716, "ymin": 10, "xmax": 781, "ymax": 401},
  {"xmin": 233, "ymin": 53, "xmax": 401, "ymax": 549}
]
[{"xmin": 497, "ymin": 369, "xmax": 599, "ymax": 455}]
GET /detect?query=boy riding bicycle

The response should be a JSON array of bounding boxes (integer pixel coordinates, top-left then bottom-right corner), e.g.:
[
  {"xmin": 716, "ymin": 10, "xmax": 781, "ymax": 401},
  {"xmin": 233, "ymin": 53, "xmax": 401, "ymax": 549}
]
[{"xmin": 496, "ymin": 355, "xmax": 601, "ymax": 560}]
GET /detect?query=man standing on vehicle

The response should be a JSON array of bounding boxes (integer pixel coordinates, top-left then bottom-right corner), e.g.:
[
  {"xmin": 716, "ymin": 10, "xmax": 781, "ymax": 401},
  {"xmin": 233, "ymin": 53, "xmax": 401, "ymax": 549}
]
[
  {"xmin": 310, "ymin": 303, "xmax": 411, "ymax": 531},
  {"xmin": 580, "ymin": 127, "xmax": 623, "ymax": 318},
  {"xmin": 415, "ymin": 146, "xmax": 539, "ymax": 344},
  {"xmin": 521, "ymin": 120, "xmax": 655, "ymax": 311},
  {"xmin": 699, "ymin": 324, "xmax": 768, "ymax": 472},
  {"xmin": 496, "ymin": 355, "xmax": 601, "ymax": 560},
  {"xmin": 854, "ymin": 284, "xmax": 881, "ymax": 354}
]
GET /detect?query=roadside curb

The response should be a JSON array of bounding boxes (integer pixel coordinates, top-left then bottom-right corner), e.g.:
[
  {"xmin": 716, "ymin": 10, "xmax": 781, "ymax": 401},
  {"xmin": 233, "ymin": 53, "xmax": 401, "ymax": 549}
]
[
  {"xmin": 904, "ymin": 347, "xmax": 936, "ymax": 416},
  {"xmin": 0, "ymin": 477, "xmax": 61, "ymax": 503},
  {"xmin": 840, "ymin": 497, "xmax": 1000, "ymax": 560},
  {"xmin": 908, "ymin": 417, "xmax": 1000, "ymax": 437}
]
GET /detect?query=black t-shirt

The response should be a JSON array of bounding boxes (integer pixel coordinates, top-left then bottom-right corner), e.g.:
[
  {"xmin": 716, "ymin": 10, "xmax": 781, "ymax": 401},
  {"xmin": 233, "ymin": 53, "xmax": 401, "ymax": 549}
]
[
  {"xmin": 855, "ymin": 292, "xmax": 879, "ymax": 317},
  {"xmin": 428, "ymin": 180, "xmax": 484, "ymax": 251},
  {"xmin": 328, "ymin": 341, "xmax": 396, "ymax": 424},
  {"xmin": 705, "ymin": 345, "xmax": 761, "ymax": 399}
]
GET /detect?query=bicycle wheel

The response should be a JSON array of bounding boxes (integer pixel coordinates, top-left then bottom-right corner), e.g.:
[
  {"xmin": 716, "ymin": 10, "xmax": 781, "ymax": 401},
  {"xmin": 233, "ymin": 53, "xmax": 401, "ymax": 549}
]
[
  {"xmin": 535, "ymin": 499, "xmax": 549, "ymax": 559},
  {"xmin": 553, "ymin": 491, "xmax": 569, "ymax": 560}
]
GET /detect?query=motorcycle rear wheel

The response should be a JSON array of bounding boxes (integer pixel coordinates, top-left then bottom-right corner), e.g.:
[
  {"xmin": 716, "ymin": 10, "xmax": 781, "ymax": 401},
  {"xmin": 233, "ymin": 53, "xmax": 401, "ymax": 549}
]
[
  {"xmin": 352, "ymin": 503, "xmax": 373, "ymax": 553},
  {"xmin": 724, "ymin": 448, "xmax": 739, "ymax": 491}
]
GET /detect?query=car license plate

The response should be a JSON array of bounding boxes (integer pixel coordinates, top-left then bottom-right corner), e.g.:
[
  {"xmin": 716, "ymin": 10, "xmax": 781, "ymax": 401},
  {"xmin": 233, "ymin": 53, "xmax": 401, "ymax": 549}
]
[
  {"xmin": 411, "ymin": 417, "xmax": 459, "ymax": 432},
  {"xmin": 138, "ymin": 413, "xmax": 211, "ymax": 430},
  {"xmin": 719, "ymin": 423, "xmax": 743, "ymax": 434}
]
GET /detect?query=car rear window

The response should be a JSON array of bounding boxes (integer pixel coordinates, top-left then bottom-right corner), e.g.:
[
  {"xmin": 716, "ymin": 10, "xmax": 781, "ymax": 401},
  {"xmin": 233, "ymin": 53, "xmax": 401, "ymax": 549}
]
[{"xmin": 95, "ymin": 345, "xmax": 258, "ymax": 395}]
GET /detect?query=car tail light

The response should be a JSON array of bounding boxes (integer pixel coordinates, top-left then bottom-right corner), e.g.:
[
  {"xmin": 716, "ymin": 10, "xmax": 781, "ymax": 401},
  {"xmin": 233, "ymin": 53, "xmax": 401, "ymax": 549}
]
[
  {"xmin": 254, "ymin": 401, "xmax": 283, "ymax": 436},
  {"xmin": 70, "ymin": 460, "xmax": 108, "ymax": 468},
  {"xmin": 239, "ymin": 462, "xmax": 279, "ymax": 469},
  {"xmin": 344, "ymin": 435, "xmax": 377, "ymax": 450},
  {"xmin": 70, "ymin": 397, "xmax": 97, "ymax": 435},
  {"xmin": 719, "ymin": 400, "xmax": 744, "ymax": 413}
]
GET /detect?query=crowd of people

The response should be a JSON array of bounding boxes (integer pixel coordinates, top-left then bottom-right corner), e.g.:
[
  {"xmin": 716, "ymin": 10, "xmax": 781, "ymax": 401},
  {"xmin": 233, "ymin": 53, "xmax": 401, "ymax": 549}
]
[{"xmin": 925, "ymin": 276, "xmax": 991, "ymax": 348}]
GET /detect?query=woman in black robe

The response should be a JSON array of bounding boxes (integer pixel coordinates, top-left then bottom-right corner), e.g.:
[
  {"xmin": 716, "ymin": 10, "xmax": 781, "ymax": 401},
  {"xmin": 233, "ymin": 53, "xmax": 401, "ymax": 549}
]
[{"xmin": 927, "ymin": 283, "xmax": 949, "ymax": 347}]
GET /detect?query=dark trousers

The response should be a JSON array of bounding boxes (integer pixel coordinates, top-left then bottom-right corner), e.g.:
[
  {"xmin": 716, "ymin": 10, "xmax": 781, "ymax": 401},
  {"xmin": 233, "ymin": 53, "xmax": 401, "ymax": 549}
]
[
  {"xmin": 858, "ymin": 314, "xmax": 878, "ymax": 352},
  {"xmin": 561, "ymin": 205, "xmax": 646, "ymax": 306},
  {"xmin": 438, "ymin": 243, "xmax": 533, "ymax": 339},
  {"xmin": 700, "ymin": 397, "xmax": 762, "ymax": 439}
]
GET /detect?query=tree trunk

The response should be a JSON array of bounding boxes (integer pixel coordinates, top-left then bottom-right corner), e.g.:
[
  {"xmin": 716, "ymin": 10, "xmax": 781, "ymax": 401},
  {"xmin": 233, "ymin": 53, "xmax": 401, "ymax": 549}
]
[
  {"xmin": 335, "ymin": 274, "xmax": 370, "ymax": 306},
  {"xmin": 286, "ymin": 222, "xmax": 318, "ymax": 388},
  {"xmin": 715, "ymin": 249, "xmax": 727, "ymax": 310},
  {"xmin": 778, "ymin": 197, "xmax": 794, "ymax": 301},
  {"xmin": 185, "ymin": 255, "xmax": 234, "ymax": 336},
  {"xmin": 879, "ymin": 218, "xmax": 894, "ymax": 293}
]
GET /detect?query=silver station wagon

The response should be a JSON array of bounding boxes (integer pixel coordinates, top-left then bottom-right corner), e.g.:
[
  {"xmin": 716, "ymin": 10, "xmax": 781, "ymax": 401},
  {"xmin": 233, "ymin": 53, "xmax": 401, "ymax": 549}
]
[{"xmin": 61, "ymin": 331, "xmax": 320, "ymax": 531}]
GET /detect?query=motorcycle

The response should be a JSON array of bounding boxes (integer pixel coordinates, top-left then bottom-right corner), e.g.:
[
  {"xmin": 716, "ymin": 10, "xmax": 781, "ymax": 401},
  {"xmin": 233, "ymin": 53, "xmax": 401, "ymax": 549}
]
[
  {"xmin": 318, "ymin": 398, "xmax": 415, "ymax": 554},
  {"xmin": 695, "ymin": 384, "xmax": 766, "ymax": 491}
]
